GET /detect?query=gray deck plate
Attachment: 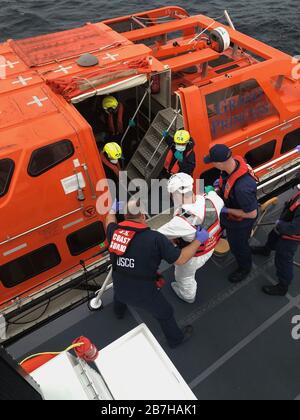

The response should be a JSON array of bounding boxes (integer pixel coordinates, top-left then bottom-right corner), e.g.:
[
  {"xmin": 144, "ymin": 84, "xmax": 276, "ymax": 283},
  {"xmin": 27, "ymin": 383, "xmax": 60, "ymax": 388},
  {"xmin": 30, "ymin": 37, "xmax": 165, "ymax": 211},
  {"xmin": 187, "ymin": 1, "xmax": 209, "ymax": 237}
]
[{"xmin": 193, "ymin": 310, "xmax": 300, "ymax": 400}]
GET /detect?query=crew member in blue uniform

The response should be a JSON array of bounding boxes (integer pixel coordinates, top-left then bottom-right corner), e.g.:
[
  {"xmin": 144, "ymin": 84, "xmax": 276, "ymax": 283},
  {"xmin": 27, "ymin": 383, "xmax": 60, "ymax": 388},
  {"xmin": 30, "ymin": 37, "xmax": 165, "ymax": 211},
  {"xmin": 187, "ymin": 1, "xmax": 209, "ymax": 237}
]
[
  {"xmin": 105, "ymin": 199, "xmax": 210, "ymax": 348},
  {"xmin": 252, "ymin": 170, "xmax": 300, "ymax": 296},
  {"xmin": 204, "ymin": 144, "xmax": 258, "ymax": 283}
]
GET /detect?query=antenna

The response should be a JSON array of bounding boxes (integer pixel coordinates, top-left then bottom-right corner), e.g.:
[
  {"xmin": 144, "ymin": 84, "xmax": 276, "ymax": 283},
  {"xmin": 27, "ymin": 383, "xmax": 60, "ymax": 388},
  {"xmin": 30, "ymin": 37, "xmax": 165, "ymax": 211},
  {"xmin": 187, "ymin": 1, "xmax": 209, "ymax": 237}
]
[{"xmin": 224, "ymin": 10, "xmax": 239, "ymax": 56}]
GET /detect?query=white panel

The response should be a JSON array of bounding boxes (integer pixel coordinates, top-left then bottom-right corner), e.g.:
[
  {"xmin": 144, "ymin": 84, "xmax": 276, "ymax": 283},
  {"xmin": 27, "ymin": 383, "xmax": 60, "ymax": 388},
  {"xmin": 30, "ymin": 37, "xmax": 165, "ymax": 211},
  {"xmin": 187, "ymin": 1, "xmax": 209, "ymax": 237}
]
[
  {"xmin": 61, "ymin": 172, "xmax": 85, "ymax": 195},
  {"xmin": 71, "ymin": 75, "xmax": 147, "ymax": 104},
  {"xmin": 31, "ymin": 353, "xmax": 89, "ymax": 400},
  {"xmin": 95, "ymin": 324, "xmax": 197, "ymax": 400}
]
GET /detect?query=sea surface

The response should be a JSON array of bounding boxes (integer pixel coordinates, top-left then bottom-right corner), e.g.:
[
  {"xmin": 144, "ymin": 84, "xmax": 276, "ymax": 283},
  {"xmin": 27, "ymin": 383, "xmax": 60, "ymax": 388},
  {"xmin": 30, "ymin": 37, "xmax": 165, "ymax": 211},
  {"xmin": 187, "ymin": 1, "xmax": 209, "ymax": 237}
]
[{"xmin": 0, "ymin": 0, "xmax": 299, "ymax": 56}]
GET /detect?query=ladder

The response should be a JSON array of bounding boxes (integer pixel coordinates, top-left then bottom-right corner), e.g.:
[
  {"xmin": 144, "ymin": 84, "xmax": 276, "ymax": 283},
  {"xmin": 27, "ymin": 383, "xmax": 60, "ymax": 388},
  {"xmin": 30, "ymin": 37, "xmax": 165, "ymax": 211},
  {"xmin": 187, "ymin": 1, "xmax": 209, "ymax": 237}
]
[{"xmin": 126, "ymin": 108, "xmax": 184, "ymax": 184}]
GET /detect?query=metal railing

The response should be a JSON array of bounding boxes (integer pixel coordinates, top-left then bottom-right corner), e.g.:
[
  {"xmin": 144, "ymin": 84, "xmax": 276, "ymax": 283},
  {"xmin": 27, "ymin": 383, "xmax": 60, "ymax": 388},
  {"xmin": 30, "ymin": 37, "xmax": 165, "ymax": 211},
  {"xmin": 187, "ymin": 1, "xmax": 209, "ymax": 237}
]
[
  {"xmin": 120, "ymin": 81, "xmax": 153, "ymax": 148},
  {"xmin": 144, "ymin": 110, "xmax": 181, "ymax": 177}
]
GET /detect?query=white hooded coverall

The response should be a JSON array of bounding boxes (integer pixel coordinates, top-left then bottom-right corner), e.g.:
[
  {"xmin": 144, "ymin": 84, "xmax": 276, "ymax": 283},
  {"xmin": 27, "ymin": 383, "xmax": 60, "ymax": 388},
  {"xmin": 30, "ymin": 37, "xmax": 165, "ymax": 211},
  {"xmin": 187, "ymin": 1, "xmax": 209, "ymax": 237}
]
[{"xmin": 158, "ymin": 191, "xmax": 224, "ymax": 303}]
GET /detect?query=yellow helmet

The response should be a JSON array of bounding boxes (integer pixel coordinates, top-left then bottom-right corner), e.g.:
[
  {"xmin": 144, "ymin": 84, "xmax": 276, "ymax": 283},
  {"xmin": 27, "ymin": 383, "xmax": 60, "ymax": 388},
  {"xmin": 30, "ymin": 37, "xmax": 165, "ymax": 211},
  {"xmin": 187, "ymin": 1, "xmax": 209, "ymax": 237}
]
[
  {"xmin": 103, "ymin": 142, "xmax": 122, "ymax": 160},
  {"xmin": 102, "ymin": 96, "xmax": 119, "ymax": 111},
  {"xmin": 174, "ymin": 130, "xmax": 191, "ymax": 145}
]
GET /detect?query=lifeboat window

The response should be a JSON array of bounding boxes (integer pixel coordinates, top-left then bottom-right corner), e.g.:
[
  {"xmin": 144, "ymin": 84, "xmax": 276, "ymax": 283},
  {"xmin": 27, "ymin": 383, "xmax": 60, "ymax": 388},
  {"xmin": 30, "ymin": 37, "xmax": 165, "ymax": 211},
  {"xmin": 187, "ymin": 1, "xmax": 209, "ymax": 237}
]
[
  {"xmin": 0, "ymin": 244, "xmax": 61, "ymax": 288},
  {"xmin": 0, "ymin": 159, "xmax": 14, "ymax": 197},
  {"xmin": 205, "ymin": 79, "xmax": 278, "ymax": 140},
  {"xmin": 245, "ymin": 140, "xmax": 277, "ymax": 168},
  {"xmin": 28, "ymin": 140, "xmax": 75, "ymax": 177},
  {"xmin": 281, "ymin": 128, "xmax": 300, "ymax": 154},
  {"xmin": 67, "ymin": 222, "xmax": 106, "ymax": 256}
]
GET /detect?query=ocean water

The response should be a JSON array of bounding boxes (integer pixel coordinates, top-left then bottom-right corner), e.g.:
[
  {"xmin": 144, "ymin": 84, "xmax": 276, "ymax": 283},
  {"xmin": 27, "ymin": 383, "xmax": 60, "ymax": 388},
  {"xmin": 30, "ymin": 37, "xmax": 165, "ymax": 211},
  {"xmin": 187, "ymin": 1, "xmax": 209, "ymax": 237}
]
[{"xmin": 0, "ymin": 0, "xmax": 299, "ymax": 56}]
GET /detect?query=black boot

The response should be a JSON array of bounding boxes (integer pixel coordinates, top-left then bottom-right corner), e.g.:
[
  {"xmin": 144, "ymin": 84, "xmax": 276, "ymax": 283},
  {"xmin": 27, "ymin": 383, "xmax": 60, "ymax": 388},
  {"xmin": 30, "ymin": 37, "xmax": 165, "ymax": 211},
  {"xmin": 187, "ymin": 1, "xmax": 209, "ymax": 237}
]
[
  {"xmin": 169, "ymin": 325, "xmax": 193, "ymax": 349},
  {"xmin": 228, "ymin": 268, "xmax": 251, "ymax": 284},
  {"xmin": 251, "ymin": 246, "xmax": 271, "ymax": 257},
  {"xmin": 262, "ymin": 284, "xmax": 288, "ymax": 296}
]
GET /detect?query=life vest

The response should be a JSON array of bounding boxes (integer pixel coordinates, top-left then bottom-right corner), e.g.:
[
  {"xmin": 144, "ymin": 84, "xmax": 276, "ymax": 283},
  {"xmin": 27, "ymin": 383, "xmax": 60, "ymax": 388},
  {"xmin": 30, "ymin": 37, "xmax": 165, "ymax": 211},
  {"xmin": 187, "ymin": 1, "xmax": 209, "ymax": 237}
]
[
  {"xmin": 151, "ymin": 74, "xmax": 161, "ymax": 95},
  {"xmin": 101, "ymin": 153, "xmax": 121, "ymax": 179},
  {"xmin": 175, "ymin": 197, "xmax": 222, "ymax": 257},
  {"xmin": 290, "ymin": 192, "xmax": 300, "ymax": 212},
  {"xmin": 281, "ymin": 192, "xmax": 300, "ymax": 242},
  {"xmin": 164, "ymin": 148, "xmax": 193, "ymax": 175},
  {"xmin": 219, "ymin": 156, "xmax": 259, "ymax": 222},
  {"xmin": 109, "ymin": 221, "xmax": 165, "ymax": 288},
  {"xmin": 109, "ymin": 221, "xmax": 149, "ymax": 257},
  {"xmin": 219, "ymin": 156, "xmax": 258, "ymax": 201},
  {"xmin": 107, "ymin": 103, "xmax": 124, "ymax": 136}
]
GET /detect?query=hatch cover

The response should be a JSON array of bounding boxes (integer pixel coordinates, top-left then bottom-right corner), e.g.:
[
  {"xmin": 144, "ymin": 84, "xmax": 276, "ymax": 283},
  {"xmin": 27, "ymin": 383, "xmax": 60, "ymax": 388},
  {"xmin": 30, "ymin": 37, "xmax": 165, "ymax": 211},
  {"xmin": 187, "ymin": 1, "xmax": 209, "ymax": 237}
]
[{"xmin": 10, "ymin": 24, "xmax": 116, "ymax": 67}]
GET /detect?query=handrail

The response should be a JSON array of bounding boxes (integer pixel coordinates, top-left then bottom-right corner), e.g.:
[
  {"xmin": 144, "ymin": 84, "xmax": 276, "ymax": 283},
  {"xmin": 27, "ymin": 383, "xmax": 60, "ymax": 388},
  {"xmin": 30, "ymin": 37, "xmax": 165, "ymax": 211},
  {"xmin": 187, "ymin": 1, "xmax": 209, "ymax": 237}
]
[
  {"xmin": 145, "ymin": 110, "xmax": 181, "ymax": 176},
  {"xmin": 131, "ymin": 16, "xmax": 147, "ymax": 29},
  {"xmin": 120, "ymin": 81, "xmax": 153, "ymax": 148},
  {"xmin": 0, "ymin": 208, "xmax": 83, "ymax": 246}
]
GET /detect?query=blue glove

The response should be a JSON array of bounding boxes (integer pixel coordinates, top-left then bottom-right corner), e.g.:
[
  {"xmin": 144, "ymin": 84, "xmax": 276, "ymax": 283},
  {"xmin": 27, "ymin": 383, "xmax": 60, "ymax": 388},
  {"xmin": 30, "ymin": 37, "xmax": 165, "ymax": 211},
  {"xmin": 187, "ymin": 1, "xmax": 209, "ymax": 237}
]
[
  {"xmin": 111, "ymin": 200, "xmax": 124, "ymax": 213},
  {"xmin": 196, "ymin": 227, "xmax": 210, "ymax": 244},
  {"xmin": 213, "ymin": 179, "xmax": 220, "ymax": 189},
  {"xmin": 174, "ymin": 150, "xmax": 184, "ymax": 162},
  {"xmin": 221, "ymin": 207, "xmax": 229, "ymax": 214},
  {"xmin": 162, "ymin": 130, "xmax": 169, "ymax": 138},
  {"xmin": 296, "ymin": 145, "xmax": 300, "ymax": 152}
]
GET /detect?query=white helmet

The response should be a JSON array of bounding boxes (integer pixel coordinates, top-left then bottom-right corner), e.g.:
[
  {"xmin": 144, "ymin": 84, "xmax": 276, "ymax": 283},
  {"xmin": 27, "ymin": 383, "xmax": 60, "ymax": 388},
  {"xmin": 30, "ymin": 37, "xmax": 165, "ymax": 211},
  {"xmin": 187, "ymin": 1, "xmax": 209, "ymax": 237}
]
[{"xmin": 167, "ymin": 173, "xmax": 194, "ymax": 194}]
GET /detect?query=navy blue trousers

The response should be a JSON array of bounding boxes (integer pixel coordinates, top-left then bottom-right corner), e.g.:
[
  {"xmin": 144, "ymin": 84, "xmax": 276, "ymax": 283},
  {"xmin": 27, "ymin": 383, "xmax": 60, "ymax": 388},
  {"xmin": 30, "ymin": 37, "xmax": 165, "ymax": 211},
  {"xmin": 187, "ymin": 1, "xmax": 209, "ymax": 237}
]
[
  {"xmin": 226, "ymin": 224, "xmax": 254, "ymax": 272},
  {"xmin": 114, "ymin": 280, "xmax": 184, "ymax": 347},
  {"xmin": 266, "ymin": 230, "xmax": 299, "ymax": 287}
]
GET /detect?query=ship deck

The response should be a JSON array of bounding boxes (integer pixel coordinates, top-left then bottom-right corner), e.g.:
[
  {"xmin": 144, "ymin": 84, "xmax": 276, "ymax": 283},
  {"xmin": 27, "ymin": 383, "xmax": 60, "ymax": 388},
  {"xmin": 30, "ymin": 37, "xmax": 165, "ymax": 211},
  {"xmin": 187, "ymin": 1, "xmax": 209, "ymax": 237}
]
[{"xmin": 6, "ymin": 190, "xmax": 300, "ymax": 401}]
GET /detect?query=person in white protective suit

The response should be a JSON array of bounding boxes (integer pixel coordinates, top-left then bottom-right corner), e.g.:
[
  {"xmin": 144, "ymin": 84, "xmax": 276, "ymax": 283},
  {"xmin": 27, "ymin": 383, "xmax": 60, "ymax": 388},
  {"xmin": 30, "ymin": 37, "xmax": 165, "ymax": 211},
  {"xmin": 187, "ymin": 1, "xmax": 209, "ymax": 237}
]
[{"xmin": 158, "ymin": 173, "xmax": 224, "ymax": 303}]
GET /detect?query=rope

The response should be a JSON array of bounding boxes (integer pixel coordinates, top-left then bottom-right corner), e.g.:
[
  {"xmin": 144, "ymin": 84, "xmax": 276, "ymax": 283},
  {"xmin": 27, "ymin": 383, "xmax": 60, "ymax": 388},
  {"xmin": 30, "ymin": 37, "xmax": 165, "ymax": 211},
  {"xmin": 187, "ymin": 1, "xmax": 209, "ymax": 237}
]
[
  {"xmin": 20, "ymin": 342, "xmax": 84, "ymax": 366},
  {"xmin": 134, "ymin": 12, "xmax": 225, "ymax": 22},
  {"xmin": 188, "ymin": 13, "xmax": 226, "ymax": 44},
  {"xmin": 133, "ymin": 15, "xmax": 176, "ymax": 21}
]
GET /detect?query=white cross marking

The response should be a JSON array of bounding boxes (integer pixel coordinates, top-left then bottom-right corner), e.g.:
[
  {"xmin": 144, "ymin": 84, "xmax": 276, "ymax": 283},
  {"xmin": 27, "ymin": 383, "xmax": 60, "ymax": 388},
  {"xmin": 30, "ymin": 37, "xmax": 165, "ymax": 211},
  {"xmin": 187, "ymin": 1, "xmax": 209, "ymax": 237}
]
[
  {"xmin": 0, "ymin": 60, "xmax": 20, "ymax": 69},
  {"xmin": 54, "ymin": 65, "xmax": 73, "ymax": 74},
  {"xmin": 12, "ymin": 76, "xmax": 33, "ymax": 86},
  {"xmin": 103, "ymin": 53, "xmax": 119, "ymax": 62},
  {"xmin": 27, "ymin": 96, "xmax": 49, "ymax": 107}
]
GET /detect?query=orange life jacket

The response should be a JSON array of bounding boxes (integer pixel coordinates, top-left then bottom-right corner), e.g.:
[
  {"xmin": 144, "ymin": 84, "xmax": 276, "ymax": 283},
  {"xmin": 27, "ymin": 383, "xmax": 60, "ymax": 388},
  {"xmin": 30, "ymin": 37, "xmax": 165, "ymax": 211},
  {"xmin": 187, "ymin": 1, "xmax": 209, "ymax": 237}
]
[
  {"xmin": 108, "ymin": 221, "xmax": 164, "ymax": 288},
  {"xmin": 219, "ymin": 156, "xmax": 258, "ymax": 222},
  {"xmin": 219, "ymin": 156, "xmax": 258, "ymax": 200},
  {"xmin": 176, "ymin": 198, "xmax": 222, "ymax": 257},
  {"xmin": 101, "ymin": 153, "xmax": 121, "ymax": 179},
  {"xmin": 282, "ymin": 192, "xmax": 300, "ymax": 242},
  {"xmin": 109, "ymin": 221, "xmax": 149, "ymax": 256},
  {"xmin": 290, "ymin": 192, "xmax": 300, "ymax": 212},
  {"xmin": 164, "ymin": 148, "xmax": 193, "ymax": 175},
  {"xmin": 107, "ymin": 103, "xmax": 124, "ymax": 136},
  {"xmin": 151, "ymin": 74, "xmax": 161, "ymax": 94}
]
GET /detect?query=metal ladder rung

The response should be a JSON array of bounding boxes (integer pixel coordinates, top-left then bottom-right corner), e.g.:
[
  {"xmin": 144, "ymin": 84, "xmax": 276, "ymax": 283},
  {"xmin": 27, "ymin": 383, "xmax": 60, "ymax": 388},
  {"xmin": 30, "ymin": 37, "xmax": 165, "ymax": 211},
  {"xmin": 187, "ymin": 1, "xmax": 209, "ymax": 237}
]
[
  {"xmin": 131, "ymin": 159, "xmax": 146, "ymax": 175},
  {"xmin": 138, "ymin": 111, "xmax": 151, "ymax": 123},
  {"xmin": 127, "ymin": 165, "xmax": 142, "ymax": 180}
]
